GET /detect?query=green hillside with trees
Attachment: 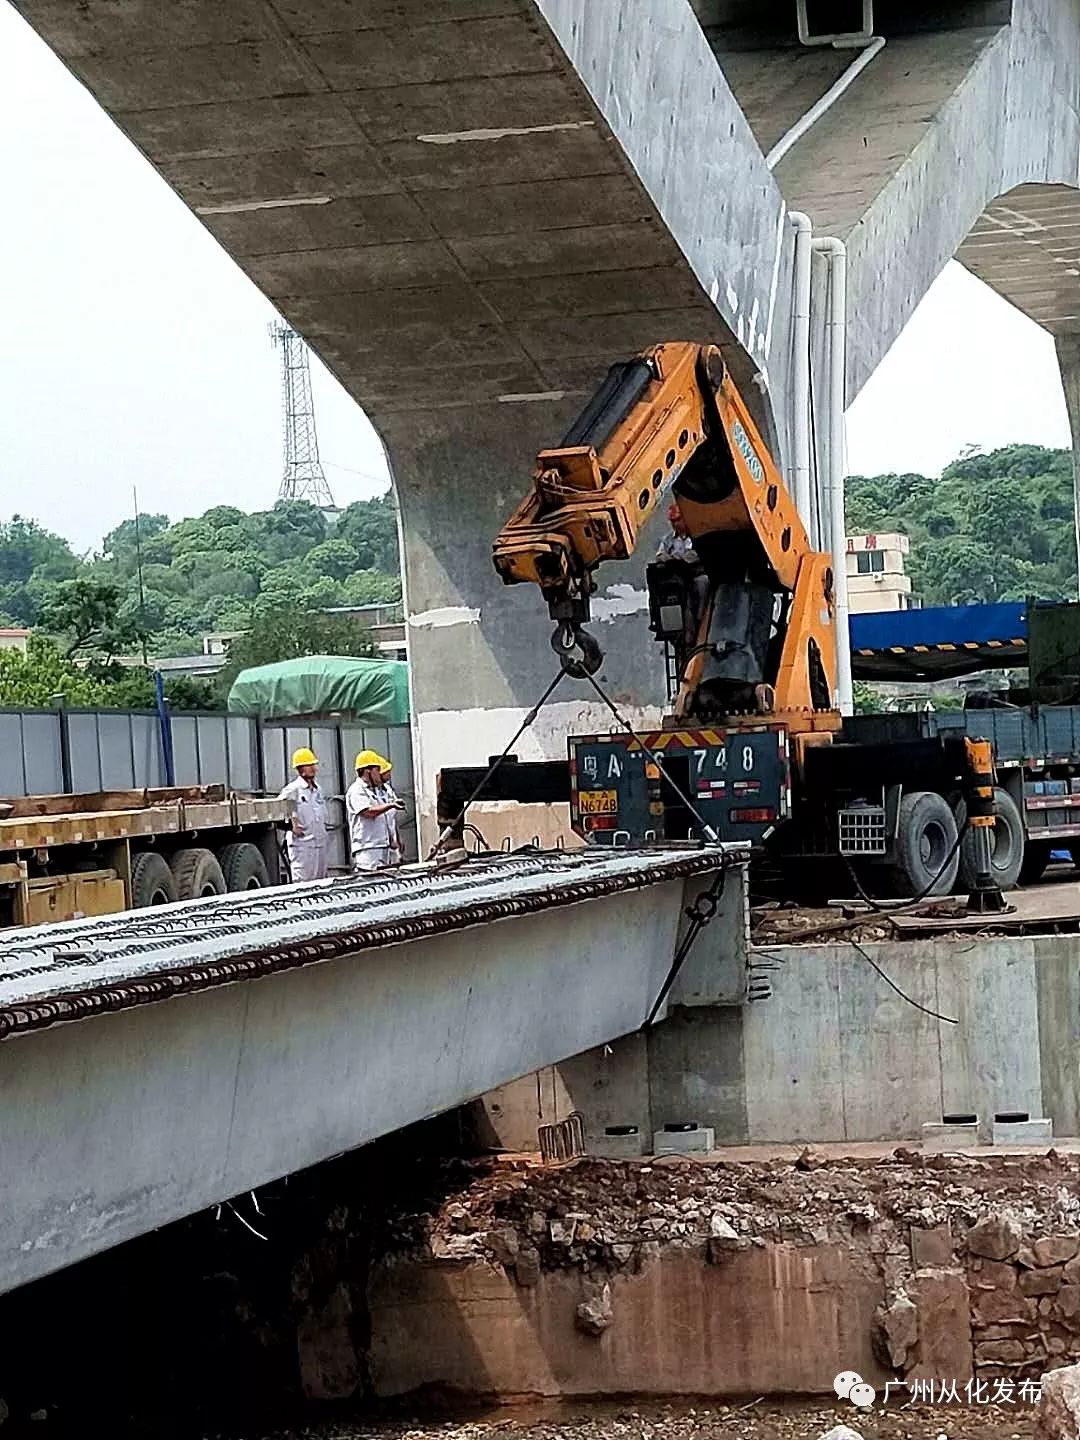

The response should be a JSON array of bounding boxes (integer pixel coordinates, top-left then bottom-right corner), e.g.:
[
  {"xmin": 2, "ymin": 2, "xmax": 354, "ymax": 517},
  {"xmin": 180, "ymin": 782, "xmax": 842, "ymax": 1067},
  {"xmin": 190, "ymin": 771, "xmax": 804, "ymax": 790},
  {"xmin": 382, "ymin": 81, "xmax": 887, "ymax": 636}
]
[
  {"xmin": 0, "ymin": 444, "xmax": 1073, "ymax": 710},
  {"xmin": 0, "ymin": 496, "xmax": 400, "ymax": 708},
  {"xmin": 847, "ymin": 444, "xmax": 1076, "ymax": 605}
]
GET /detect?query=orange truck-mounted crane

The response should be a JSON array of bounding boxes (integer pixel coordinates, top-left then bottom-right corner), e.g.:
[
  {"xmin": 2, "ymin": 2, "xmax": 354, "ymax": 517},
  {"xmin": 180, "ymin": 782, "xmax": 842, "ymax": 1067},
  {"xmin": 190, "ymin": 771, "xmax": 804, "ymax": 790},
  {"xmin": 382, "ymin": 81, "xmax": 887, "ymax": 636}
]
[
  {"xmin": 492, "ymin": 342, "xmax": 840, "ymax": 743},
  {"xmin": 439, "ymin": 342, "xmax": 1007, "ymax": 904}
]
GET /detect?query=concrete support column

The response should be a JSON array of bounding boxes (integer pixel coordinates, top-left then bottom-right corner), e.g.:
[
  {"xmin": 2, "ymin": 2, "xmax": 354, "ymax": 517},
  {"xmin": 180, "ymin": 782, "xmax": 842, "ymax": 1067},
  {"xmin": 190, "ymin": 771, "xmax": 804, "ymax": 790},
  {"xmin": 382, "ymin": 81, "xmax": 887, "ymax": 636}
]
[
  {"xmin": 380, "ymin": 405, "xmax": 669, "ymax": 849},
  {"xmin": 1055, "ymin": 335, "xmax": 1080, "ymax": 599}
]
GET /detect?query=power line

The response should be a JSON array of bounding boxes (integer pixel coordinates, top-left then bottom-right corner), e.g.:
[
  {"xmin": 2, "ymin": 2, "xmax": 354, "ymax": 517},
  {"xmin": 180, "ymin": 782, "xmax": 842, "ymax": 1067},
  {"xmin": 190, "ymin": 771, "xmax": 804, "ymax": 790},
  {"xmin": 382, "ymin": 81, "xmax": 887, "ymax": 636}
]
[{"xmin": 322, "ymin": 459, "xmax": 392, "ymax": 487}]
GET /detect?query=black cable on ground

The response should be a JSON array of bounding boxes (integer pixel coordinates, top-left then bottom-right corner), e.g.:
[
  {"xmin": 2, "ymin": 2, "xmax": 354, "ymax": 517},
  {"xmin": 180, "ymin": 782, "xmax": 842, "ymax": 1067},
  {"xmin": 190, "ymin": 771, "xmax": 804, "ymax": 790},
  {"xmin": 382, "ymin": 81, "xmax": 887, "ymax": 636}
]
[
  {"xmin": 427, "ymin": 668, "xmax": 567, "ymax": 859},
  {"xmin": 842, "ymin": 816, "xmax": 970, "ymax": 914}
]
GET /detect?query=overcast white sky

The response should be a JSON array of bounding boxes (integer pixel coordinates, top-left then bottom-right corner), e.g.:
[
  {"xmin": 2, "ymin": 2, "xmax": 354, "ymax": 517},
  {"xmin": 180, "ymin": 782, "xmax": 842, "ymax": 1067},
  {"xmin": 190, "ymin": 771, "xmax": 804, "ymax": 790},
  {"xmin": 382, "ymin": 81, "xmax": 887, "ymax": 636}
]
[{"xmin": 0, "ymin": 1, "xmax": 1071, "ymax": 553}]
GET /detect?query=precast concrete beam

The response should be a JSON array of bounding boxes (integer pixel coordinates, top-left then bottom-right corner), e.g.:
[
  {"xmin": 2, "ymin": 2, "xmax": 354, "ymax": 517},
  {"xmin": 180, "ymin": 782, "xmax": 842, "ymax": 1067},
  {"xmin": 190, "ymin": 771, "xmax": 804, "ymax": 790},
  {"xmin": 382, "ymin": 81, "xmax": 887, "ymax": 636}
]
[{"xmin": 0, "ymin": 847, "xmax": 747, "ymax": 1294}]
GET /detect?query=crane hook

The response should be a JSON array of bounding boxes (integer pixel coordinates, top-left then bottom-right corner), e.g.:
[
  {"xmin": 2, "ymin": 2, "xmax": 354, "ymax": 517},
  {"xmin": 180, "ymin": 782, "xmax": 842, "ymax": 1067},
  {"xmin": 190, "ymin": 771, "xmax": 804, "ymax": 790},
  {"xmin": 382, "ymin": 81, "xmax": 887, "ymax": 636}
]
[{"xmin": 550, "ymin": 622, "xmax": 603, "ymax": 677}]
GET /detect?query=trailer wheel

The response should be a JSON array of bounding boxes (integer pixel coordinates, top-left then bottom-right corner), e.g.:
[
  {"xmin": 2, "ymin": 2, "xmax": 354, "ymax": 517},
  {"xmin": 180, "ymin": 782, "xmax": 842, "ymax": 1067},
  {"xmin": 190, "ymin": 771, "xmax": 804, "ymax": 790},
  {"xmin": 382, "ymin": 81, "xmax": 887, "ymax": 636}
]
[
  {"xmin": 130, "ymin": 851, "xmax": 178, "ymax": 907},
  {"xmin": 891, "ymin": 791, "xmax": 959, "ymax": 898},
  {"xmin": 955, "ymin": 787, "xmax": 1024, "ymax": 892},
  {"xmin": 1019, "ymin": 839, "xmax": 1052, "ymax": 886},
  {"xmin": 218, "ymin": 842, "xmax": 270, "ymax": 892},
  {"xmin": 170, "ymin": 847, "xmax": 226, "ymax": 901}
]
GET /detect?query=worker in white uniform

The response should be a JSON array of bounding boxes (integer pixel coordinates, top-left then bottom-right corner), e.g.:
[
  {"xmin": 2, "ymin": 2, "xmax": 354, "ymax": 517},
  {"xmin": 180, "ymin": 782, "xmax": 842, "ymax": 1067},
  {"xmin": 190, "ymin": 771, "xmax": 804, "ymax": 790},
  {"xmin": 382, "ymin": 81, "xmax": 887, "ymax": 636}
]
[
  {"xmin": 278, "ymin": 747, "xmax": 329, "ymax": 882},
  {"xmin": 379, "ymin": 756, "xmax": 404, "ymax": 862},
  {"xmin": 346, "ymin": 750, "xmax": 404, "ymax": 873}
]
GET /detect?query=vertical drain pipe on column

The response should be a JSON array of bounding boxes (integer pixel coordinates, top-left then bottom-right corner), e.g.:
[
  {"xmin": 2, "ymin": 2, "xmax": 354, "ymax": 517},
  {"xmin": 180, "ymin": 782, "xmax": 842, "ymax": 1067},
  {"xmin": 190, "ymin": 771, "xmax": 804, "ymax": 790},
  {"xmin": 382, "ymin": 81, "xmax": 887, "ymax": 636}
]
[
  {"xmin": 813, "ymin": 235, "xmax": 853, "ymax": 716},
  {"xmin": 788, "ymin": 212, "xmax": 814, "ymax": 538}
]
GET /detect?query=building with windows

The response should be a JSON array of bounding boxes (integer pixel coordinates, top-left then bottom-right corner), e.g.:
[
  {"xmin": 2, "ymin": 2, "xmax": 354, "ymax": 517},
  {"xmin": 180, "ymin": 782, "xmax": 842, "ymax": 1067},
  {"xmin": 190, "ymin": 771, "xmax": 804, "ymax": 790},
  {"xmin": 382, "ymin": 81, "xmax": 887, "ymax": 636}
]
[
  {"xmin": 845, "ymin": 533, "xmax": 917, "ymax": 614},
  {"xmin": 0, "ymin": 628, "xmax": 31, "ymax": 652}
]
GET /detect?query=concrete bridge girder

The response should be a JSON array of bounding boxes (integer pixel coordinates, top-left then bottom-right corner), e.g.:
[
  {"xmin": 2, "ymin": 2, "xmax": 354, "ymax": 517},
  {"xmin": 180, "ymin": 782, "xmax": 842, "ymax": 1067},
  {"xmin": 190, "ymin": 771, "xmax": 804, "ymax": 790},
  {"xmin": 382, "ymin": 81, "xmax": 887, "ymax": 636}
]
[{"xmin": 0, "ymin": 852, "xmax": 748, "ymax": 1295}]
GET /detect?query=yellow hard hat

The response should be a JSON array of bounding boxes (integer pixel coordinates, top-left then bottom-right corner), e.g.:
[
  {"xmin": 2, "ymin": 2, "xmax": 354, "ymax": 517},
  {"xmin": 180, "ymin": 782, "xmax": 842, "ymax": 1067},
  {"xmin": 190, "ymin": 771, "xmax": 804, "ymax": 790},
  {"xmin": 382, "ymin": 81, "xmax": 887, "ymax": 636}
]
[
  {"xmin": 292, "ymin": 747, "xmax": 317, "ymax": 768},
  {"xmin": 355, "ymin": 749, "xmax": 382, "ymax": 771},
  {"xmin": 379, "ymin": 757, "xmax": 393, "ymax": 776}
]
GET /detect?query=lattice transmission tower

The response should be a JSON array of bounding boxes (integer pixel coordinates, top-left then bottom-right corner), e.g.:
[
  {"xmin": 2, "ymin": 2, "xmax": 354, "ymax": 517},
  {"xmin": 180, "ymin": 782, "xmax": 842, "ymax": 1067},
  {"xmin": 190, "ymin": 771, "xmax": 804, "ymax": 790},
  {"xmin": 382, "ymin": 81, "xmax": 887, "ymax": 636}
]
[{"xmin": 269, "ymin": 322, "xmax": 336, "ymax": 508}]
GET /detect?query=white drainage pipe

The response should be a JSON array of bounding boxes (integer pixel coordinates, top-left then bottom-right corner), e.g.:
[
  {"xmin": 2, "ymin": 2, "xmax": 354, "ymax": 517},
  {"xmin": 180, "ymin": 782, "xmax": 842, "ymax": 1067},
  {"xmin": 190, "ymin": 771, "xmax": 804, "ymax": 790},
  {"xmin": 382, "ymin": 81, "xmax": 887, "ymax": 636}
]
[
  {"xmin": 765, "ymin": 34, "xmax": 885, "ymax": 171},
  {"xmin": 813, "ymin": 235, "xmax": 853, "ymax": 715}
]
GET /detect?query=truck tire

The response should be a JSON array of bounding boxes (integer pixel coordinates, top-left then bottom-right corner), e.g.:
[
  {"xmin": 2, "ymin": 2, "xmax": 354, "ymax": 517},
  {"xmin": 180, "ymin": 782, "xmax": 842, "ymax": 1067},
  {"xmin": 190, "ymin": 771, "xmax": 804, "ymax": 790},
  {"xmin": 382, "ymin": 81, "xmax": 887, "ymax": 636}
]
[
  {"xmin": 891, "ymin": 790, "xmax": 960, "ymax": 898},
  {"xmin": 1019, "ymin": 840, "xmax": 1052, "ymax": 886},
  {"xmin": 130, "ymin": 851, "xmax": 178, "ymax": 907},
  {"xmin": 955, "ymin": 787, "xmax": 1024, "ymax": 892},
  {"xmin": 218, "ymin": 842, "xmax": 270, "ymax": 892},
  {"xmin": 170, "ymin": 847, "xmax": 226, "ymax": 901}
]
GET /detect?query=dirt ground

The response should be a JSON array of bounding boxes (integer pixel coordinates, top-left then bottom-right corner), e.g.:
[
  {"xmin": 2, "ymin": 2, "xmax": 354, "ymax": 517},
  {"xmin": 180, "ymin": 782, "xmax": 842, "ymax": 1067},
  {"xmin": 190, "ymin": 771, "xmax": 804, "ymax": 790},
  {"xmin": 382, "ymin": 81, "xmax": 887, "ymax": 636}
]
[{"xmin": 234, "ymin": 1400, "xmax": 1039, "ymax": 1440}]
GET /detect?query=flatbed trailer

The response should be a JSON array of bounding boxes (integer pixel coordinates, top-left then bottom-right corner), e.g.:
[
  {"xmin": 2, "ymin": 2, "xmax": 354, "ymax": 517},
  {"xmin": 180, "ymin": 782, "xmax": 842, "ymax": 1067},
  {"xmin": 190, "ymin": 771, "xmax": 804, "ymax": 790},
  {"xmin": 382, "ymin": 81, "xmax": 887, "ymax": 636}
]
[{"xmin": 0, "ymin": 785, "xmax": 288, "ymax": 927}]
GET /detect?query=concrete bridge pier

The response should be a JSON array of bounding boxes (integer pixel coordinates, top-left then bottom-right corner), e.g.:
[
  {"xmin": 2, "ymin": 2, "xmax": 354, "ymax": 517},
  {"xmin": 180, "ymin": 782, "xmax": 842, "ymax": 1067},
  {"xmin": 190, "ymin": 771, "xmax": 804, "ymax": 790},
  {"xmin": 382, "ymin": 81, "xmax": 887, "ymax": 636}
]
[
  {"xmin": 1056, "ymin": 336, "xmax": 1080, "ymax": 589},
  {"xmin": 383, "ymin": 401, "xmax": 672, "ymax": 851},
  {"xmin": 367, "ymin": 0, "xmax": 796, "ymax": 847}
]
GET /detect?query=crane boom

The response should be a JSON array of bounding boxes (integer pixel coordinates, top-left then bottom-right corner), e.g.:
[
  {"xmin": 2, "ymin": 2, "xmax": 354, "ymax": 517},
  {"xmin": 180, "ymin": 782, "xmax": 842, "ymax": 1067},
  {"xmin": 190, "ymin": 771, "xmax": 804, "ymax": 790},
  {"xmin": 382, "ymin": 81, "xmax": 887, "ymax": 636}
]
[{"xmin": 492, "ymin": 342, "xmax": 839, "ymax": 731}]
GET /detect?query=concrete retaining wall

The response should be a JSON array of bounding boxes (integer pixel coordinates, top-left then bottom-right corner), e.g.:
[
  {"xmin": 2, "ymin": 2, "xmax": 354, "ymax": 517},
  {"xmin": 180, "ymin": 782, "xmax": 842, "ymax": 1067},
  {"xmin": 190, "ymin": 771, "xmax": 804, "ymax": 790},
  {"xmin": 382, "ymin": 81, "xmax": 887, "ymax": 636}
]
[
  {"xmin": 368, "ymin": 1244, "xmax": 886, "ymax": 1400},
  {"xmin": 483, "ymin": 934, "xmax": 1080, "ymax": 1148}
]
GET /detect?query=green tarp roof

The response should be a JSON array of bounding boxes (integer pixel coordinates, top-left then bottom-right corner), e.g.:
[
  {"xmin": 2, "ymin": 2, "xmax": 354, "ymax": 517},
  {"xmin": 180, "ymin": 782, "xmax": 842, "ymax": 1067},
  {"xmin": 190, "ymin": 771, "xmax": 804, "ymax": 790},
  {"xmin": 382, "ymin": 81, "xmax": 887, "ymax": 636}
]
[{"xmin": 227, "ymin": 655, "xmax": 410, "ymax": 724}]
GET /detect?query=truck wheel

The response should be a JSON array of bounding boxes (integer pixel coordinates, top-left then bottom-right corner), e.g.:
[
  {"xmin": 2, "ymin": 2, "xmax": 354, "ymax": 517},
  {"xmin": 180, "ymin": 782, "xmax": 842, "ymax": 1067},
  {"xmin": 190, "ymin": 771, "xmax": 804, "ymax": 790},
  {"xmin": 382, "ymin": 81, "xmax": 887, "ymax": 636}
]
[
  {"xmin": 130, "ymin": 851, "xmax": 178, "ymax": 907},
  {"xmin": 170, "ymin": 847, "xmax": 226, "ymax": 901},
  {"xmin": 218, "ymin": 842, "xmax": 270, "ymax": 892},
  {"xmin": 891, "ymin": 791, "xmax": 960, "ymax": 898},
  {"xmin": 1019, "ymin": 840, "xmax": 1052, "ymax": 886},
  {"xmin": 955, "ymin": 787, "xmax": 1024, "ymax": 892}
]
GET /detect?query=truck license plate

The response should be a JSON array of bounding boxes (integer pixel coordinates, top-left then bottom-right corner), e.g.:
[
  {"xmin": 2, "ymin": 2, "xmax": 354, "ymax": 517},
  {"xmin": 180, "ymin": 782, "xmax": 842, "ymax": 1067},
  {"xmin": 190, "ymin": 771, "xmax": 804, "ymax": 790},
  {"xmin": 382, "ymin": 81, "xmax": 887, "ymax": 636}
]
[{"xmin": 578, "ymin": 789, "xmax": 618, "ymax": 816}]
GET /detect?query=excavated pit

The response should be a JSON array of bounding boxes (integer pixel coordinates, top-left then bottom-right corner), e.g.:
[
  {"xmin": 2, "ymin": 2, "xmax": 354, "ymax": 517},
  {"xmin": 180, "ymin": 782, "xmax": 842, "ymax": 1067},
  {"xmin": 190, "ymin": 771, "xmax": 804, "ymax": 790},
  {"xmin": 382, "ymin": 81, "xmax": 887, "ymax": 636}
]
[
  {"xmin": 365, "ymin": 1149, "xmax": 1080, "ymax": 1409},
  {"xmin": 3, "ymin": 1140, "xmax": 1077, "ymax": 1436}
]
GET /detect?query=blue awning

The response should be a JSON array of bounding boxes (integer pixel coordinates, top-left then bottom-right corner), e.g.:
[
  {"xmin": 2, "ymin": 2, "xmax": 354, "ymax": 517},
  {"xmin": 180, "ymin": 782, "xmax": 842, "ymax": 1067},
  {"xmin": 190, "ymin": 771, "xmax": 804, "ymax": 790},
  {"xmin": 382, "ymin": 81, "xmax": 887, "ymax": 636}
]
[{"xmin": 849, "ymin": 603, "xmax": 1028, "ymax": 681}]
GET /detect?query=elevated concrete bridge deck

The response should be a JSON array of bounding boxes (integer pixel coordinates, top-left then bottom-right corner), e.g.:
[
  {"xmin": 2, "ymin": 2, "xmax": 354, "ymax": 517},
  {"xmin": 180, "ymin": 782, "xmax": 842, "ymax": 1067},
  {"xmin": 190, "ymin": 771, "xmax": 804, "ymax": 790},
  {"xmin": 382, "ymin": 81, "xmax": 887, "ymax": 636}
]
[
  {"xmin": 11, "ymin": 0, "xmax": 1078, "ymax": 840},
  {"xmin": 0, "ymin": 845, "xmax": 748, "ymax": 1295}
]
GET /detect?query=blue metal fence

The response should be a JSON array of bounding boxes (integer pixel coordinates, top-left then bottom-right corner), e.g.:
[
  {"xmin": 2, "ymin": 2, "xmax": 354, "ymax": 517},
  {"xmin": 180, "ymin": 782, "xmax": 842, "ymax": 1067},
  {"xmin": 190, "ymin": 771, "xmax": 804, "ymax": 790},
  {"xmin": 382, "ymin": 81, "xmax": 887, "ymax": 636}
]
[{"xmin": 0, "ymin": 706, "xmax": 417, "ymax": 864}]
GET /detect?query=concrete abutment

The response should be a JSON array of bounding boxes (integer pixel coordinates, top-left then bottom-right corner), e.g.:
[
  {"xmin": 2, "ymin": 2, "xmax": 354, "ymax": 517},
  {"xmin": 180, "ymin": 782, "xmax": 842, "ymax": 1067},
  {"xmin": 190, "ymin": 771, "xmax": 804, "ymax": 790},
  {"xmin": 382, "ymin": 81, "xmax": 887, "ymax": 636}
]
[{"xmin": 481, "ymin": 933, "xmax": 1080, "ymax": 1150}]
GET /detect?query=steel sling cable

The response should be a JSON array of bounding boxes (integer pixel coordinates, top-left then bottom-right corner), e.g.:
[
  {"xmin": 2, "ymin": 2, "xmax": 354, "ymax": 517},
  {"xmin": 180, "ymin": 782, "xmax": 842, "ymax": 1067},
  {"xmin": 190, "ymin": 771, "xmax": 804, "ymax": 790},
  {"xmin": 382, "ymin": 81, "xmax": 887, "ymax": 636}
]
[
  {"xmin": 642, "ymin": 867, "xmax": 727, "ymax": 1028},
  {"xmin": 580, "ymin": 669, "xmax": 722, "ymax": 843},
  {"xmin": 577, "ymin": 669, "xmax": 742, "ymax": 1027},
  {"xmin": 427, "ymin": 667, "xmax": 567, "ymax": 859}
]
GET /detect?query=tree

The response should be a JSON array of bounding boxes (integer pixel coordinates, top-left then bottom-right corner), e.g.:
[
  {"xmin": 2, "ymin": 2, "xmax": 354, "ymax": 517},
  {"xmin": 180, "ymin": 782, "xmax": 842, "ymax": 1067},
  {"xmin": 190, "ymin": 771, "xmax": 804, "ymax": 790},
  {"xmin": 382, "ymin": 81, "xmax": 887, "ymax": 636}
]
[
  {"xmin": 340, "ymin": 569, "xmax": 402, "ymax": 606},
  {"xmin": 1, "ymin": 488, "xmax": 405, "ymax": 670},
  {"xmin": 0, "ymin": 636, "xmax": 111, "ymax": 707},
  {"xmin": 38, "ymin": 578, "xmax": 147, "ymax": 660},
  {"xmin": 100, "ymin": 513, "xmax": 170, "ymax": 568},
  {"xmin": 215, "ymin": 606, "xmax": 376, "ymax": 699},
  {"xmin": 336, "ymin": 494, "xmax": 400, "ymax": 572},
  {"xmin": 85, "ymin": 663, "xmax": 216, "ymax": 711},
  {"xmin": 0, "ymin": 519, "xmax": 80, "ymax": 622},
  {"xmin": 306, "ymin": 537, "xmax": 360, "ymax": 582},
  {"xmin": 846, "ymin": 444, "xmax": 1077, "ymax": 606},
  {"xmin": 0, "ymin": 516, "xmax": 80, "ymax": 587}
]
